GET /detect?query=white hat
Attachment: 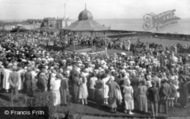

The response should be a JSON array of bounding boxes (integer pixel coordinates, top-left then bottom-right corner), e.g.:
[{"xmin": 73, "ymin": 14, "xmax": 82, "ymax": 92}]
[
  {"xmin": 110, "ymin": 76, "xmax": 115, "ymax": 81},
  {"xmin": 110, "ymin": 66, "xmax": 114, "ymax": 70},
  {"xmin": 147, "ymin": 81, "xmax": 152, "ymax": 87},
  {"xmin": 121, "ymin": 52, "xmax": 126, "ymax": 56}
]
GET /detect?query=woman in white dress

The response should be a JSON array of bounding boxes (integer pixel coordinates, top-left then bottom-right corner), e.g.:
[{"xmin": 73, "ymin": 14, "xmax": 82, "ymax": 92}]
[
  {"xmin": 102, "ymin": 74, "xmax": 110, "ymax": 105},
  {"xmin": 169, "ymin": 73, "xmax": 179, "ymax": 106},
  {"xmin": 17, "ymin": 67, "xmax": 26, "ymax": 91},
  {"xmin": 3, "ymin": 65, "xmax": 12, "ymax": 92},
  {"xmin": 123, "ymin": 79, "xmax": 134, "ymax": 115},
  {"xmin": 79, "ymin": 72, "xmax": 88, "ymax": 105},
  {"xmin": 49, "ymin": 69, "xmax": 57, "ymax": 90},
  {"xmin": 51, "ymin": 73, "xmax": 62, "ymax": 106},
  {"xmin": 30, "ymin": 67, "xmax": 38, "ymax": 91}
]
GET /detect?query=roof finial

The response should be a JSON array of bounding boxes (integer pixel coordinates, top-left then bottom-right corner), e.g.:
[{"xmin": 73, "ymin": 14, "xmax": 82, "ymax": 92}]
[{"xmin": 85, "ymin": 3, "xmax": 87, "ymax": 10}]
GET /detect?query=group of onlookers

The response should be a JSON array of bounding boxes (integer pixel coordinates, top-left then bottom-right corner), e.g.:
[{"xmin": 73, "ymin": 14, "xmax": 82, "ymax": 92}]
[{"xmin": 0, "ymin": 31, "xmax": 190, "ymax": 117}]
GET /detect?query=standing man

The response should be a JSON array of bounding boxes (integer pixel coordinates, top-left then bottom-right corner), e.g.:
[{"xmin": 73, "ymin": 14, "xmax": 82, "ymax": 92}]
[
  {"xmin": 159, "ymin": 80, "xmax": 171, "ymax": 114},
  {"xmin": 23, "ymin": 67, "xmax": 33, "ymax": 96},
  {"xmin": 147, "ymin": 82, "xmax": 159, "ymax": 117},
  {"xmin": 70, "ymin": 67, "xmax": 81, "ymax": 103},
  {"xmin": 8, "ymin": 66, "xmax": 20, "ymax": 106}
]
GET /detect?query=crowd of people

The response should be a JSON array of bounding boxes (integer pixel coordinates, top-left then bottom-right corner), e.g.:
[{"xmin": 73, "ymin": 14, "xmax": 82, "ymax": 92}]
[{"xmin": 0, "ymin": 31, "xmax": 190, "ymax": 117}]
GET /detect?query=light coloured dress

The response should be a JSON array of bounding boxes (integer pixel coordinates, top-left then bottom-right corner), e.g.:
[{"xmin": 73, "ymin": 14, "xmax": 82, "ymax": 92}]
[
  {"xmin": 17, "ymin": 69, "xmax": 26, "ymax": 91},
  {"xmin": 123, "ymin": 85, "xmax": 134, "ymax": 110},
  {"xmin": 137, "ymin": 85, "xmax": 148, "ymax": 112},
  {"xmin": 51, "ymin": 79, "xmax": 61, "ymax": 106},
  {"xmin": 79, "ymin": 75, "xmax": 88, "ymax": 99},
  {"xmin": 102, "ymin": 76, "xmax": 110, "ymax": 99},
  {"xmin": 3, "ymin": 68, "xmax": 12, "ymax": 90},
  {"xmin": 31, "ymin": 70, "xmax": 37, "ymax": 91}
]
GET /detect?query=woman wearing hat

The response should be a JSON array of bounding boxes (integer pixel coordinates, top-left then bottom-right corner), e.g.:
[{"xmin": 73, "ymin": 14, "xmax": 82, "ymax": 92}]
[
  {"xmin": 51, "ymin": 73, "xmax": 62, "ymax": 106},
  {"xmin": 2, "ymin": 64, "xmax": 12, "ymax": 92},
  {"xmin": 89, "ymin": 73, "xmax": 98, "ymax": 101},
  {"xmin": 102, "ymin": 73, "xmax": 110, "ymax": 105},
  {"xmin": 136, "ymin": 80, "xmax": 148, "ymax": 113},
  {"xmin": 108, "ymin": 76, "xmax": 120, "ymax": 113},
  {"xmin": 60, "ymin": 71, "xmax": 70, "ymax": 105},
  {"xmin": 123, "ymin": 79, "xmax": 134, "ymax": 115},
  {"xmin": 78, "ymin": 72, "xmax": 88, "ymax": 105},
  {"xmin": 36, "ymin": 69, "xmax": 48, "ymax": 92}
]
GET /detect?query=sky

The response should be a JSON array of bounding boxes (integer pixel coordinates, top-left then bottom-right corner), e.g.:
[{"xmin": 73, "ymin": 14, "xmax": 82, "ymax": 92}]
[{"xmin": 0, "ymin": 0, "xmax": 190, "ymax": 20}]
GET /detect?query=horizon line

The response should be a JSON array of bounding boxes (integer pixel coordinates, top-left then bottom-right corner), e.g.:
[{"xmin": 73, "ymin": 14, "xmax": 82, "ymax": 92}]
[{"xmin": 1, "ymin": 17, "xmax": 190, "ymax": 21}]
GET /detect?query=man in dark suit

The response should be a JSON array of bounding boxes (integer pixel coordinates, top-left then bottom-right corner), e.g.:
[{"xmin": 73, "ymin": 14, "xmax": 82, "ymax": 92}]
[
  {"xmin": 60, "ymin": 73, "xmax": 69, "ymax": 105},
  {"xmin": 70, "ymin": 68, "xmax": 81, "ymax": 103},
  {"xmin": 23, "ymin": 67, "xmax": 33, "ymax": 96},
  {"xmin": 159, "ymin": 80, "xmax": 171, "ymax": 114},
  {"xmin": 147, "ymin": 81, "xmax": 159, "ymax": 117}
]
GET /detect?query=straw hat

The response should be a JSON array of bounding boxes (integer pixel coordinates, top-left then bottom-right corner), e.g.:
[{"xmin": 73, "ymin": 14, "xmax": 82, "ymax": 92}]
[
  {"xmin": 147, "ymin": 81, "xmax": 152, "ymax": 87},
  {"xmin": 12, "ymin": 65, "xmax": 18, "ymax": 71},
  {"xmin": 123, "ymin": 78, "xmax": 130, "ymax": 86},
  {"xmin": 110, "ymin": 76, "xmax": 115, "ymax": 81},
  {"xmin": 56, "ymin": 73, "xmax": 63, "ymax": 79}
]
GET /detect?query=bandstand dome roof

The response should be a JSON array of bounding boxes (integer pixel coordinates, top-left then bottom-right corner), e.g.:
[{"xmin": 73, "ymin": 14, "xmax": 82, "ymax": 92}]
[
  {"xmin": 63, "ymin": 7, "xmax": 110, "ymax": 31},
  {"xmin": 78, "ymin": 9, "xmax": 93, "ymax": 20}
]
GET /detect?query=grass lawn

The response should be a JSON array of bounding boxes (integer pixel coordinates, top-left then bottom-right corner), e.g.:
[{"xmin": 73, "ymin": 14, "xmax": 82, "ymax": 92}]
[{"xmin": 0, "ymin": 92, "xmax": 189, "ymax": 118}]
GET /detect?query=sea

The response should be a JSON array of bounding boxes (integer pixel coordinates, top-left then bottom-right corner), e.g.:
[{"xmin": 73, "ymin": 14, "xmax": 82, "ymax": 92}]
[
  {"xmin": 96, "ymin": 18, "xmax": 190, "ymax": 35},
  {"xmin": 2, "ymin": 18, "xmax": 190, "ymax": 35}
]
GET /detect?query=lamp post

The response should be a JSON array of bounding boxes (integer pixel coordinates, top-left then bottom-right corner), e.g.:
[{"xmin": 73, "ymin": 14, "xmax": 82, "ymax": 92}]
[{"xmin": 104, "ymin": 31, "xmax": 108, "ymax": 55}]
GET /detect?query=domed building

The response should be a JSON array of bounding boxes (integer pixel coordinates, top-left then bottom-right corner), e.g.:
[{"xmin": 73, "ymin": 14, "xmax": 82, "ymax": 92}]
[
  {"xmin": 63, "ymin": 7, "xmax": 109, "ymax": 31},
  {"xmin": 78, "ymin": 8, "xmax": 93, "ymax": 20}
]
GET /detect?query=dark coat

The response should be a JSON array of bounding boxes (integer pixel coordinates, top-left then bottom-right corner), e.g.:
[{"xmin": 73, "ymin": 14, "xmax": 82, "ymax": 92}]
[
  {"xmin": 60, "ymin": 78, "xmax": 69, "ymax": 105},
  {"xmin": 159, "ymin": 82, "xmax": 171, "ymax": 100},
  {"xmin": 108, "ymin": 80, "xmax": 120, "ymax": 108},
  {"xmin": 23, "ymin": 71, "xmax": 33, "ymax": 96},
  {"xmin": 36, "ymin": 72, "xmax": 47, "ymax": 92},
  {"xmin": 70, "ymin": 70, "xmax": 81, "ymax": 102},
  {"xmin": 108, "ymin": 81, "xmax": 120, "ymax": 98},
  {"xmin": 179, "ymin": 81, "xmax": 190, "ymax": 107},
  {"xmin": 147, "ymin": 86, "xmax": 159, "ymax": 103},
  {"xmin": 0, "ymin": 68, "xmax": 4, "ymax": 89}
]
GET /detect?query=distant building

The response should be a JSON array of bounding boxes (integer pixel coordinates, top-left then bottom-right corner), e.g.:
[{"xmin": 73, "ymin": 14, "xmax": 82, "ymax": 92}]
[
  {"xmin": 3, "ymin": 25, "xmax": 16, "ymax": 31},
  {"xmin": 21, "ymin": 23, "xmax": 41, "ymax": 30},
  {"xmin": 41, "ymin": 17, "xmax": 71, "ymax": 29},
  {"xmin": 26, "ymin": 19, "xmax": 42, "ymax": 24}
]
